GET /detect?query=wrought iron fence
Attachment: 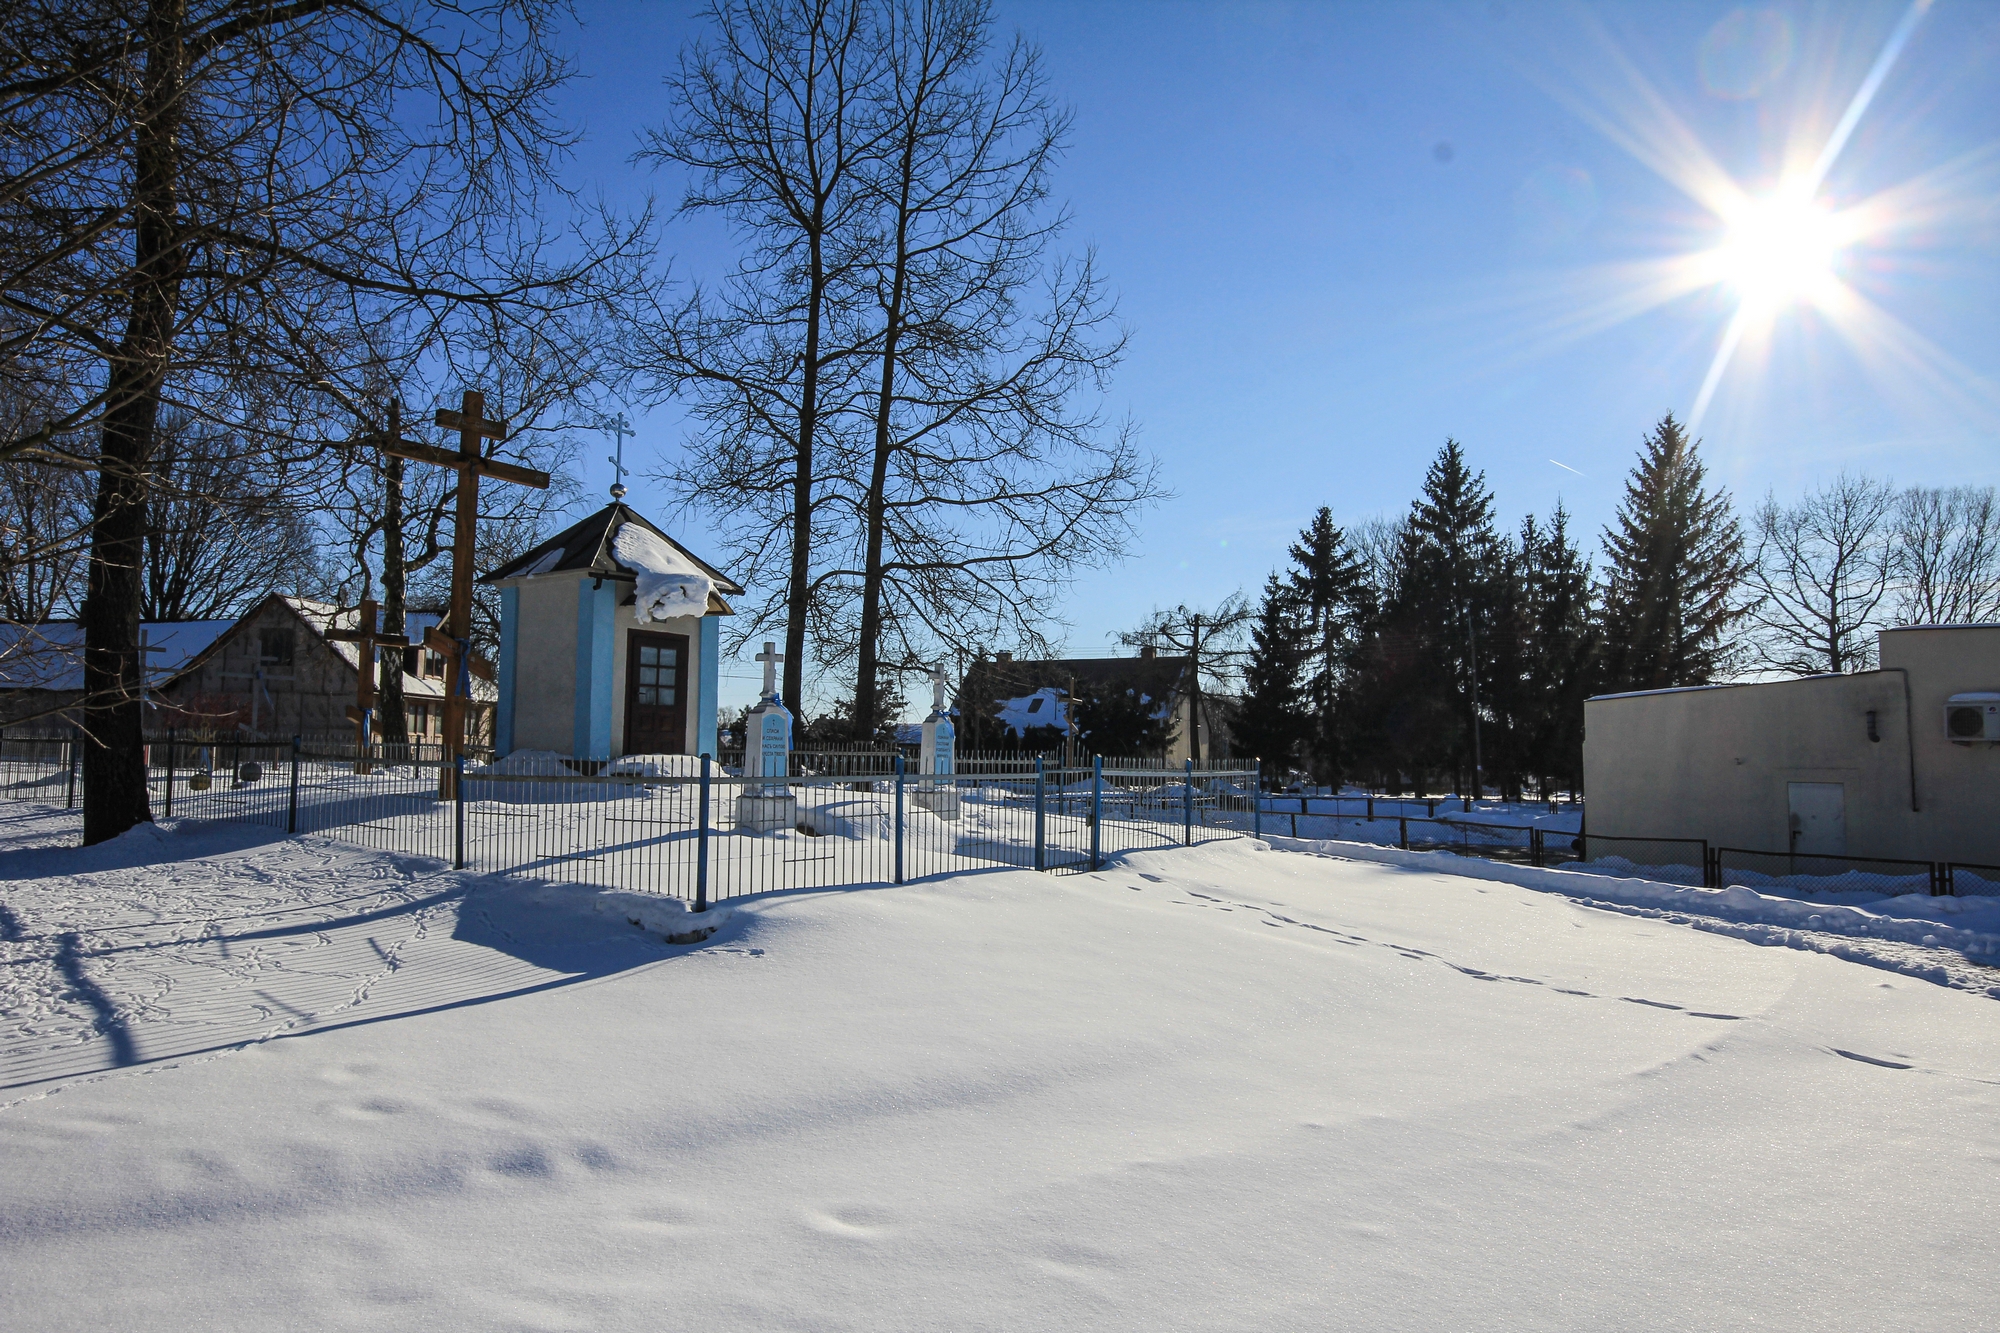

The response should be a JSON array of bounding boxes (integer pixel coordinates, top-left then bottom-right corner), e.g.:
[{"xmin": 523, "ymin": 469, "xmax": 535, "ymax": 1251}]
[{"xmin": 2, "ymin": 730, "xmax": 1258, "ymax": 903}]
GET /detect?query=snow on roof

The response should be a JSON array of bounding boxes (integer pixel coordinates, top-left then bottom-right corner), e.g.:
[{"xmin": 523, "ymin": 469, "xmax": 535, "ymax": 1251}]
[
  {"xmin": 0, "ymin": 619, "xmax": 236, "ymax": 692},
  {"xmin": 994, "ymin": 687, "xmax": 1069, "ymax": 736},
  {"xmin": 613, "ymin": 522, "xmax": 714, "ymax": 623}
]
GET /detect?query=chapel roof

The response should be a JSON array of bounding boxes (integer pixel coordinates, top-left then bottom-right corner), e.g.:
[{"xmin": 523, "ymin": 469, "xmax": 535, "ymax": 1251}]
[{"xmin": 479, "ymin": 504, "xmax": 744, "ymax": 598}]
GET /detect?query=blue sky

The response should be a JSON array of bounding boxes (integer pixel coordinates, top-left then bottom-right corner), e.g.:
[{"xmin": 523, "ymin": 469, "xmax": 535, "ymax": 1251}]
[{"xmin": 548, "ymin": 2, "xmax": 2000, "ymax": 713}]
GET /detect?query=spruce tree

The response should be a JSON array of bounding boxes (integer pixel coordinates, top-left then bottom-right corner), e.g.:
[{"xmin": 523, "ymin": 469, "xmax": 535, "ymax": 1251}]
[
  {"xmin": 1235, "ymin": 574, "xmax": 1311, "ymax": 782},
  {"xmin": 1359, "ymin": 440, "xmax": 1505, "ymax": 793},
  {"xmin": 1516, "ymin": 505, "xmax": 1595, "ymax": 796},
  {"xmin": 1600, "ymin": 414, "xmax": 1748, "ymax": 691},
  {"xmin": 1287, "ymin": 507, "xmax": 1370, "ymax": 788}
]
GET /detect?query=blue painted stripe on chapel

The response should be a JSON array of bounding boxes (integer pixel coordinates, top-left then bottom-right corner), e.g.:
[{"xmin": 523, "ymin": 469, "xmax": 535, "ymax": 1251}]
[
  {"xmin": 573, "ymin": 579, "xmax": 592, "ymax": 758},
  {"xmin": 588, "ymin": 584, "xmax": 616, "ymax": 756},
  {"xmin": 497, "ymin": 585, "xmax": 518, "ymax": 755},
  {"xmin": 697, "ymin": 614, "xmax": 720, "ymax": 757}
]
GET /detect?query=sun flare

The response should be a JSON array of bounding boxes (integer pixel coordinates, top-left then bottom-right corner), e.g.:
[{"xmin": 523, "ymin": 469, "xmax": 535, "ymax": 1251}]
[{"xmin": 1711, "ymin": 191, "xmax": 1843, "ymax": 312}]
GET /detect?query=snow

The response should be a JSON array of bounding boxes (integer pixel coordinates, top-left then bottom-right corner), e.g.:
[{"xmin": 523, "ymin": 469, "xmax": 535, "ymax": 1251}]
[
  {"xmin": 993, "ymin": 685, "xmax": 1067, "ymax": 735},
  {"xmin": 5, "ymin": 801, "xmax": 2000, "ymax": 1329},
  {"xmin": 612, "ymin": 522, "xmax": 714, "ymax": 621}
]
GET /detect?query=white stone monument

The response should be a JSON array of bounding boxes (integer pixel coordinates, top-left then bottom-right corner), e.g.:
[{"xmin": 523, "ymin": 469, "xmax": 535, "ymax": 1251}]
[
  {"xmin": 913, "ymin": 665, "xmax": 960, "ymax": 819},
  {"xmin": 737, "ymin": 642, "xmax": 798, "ymax": 833}
]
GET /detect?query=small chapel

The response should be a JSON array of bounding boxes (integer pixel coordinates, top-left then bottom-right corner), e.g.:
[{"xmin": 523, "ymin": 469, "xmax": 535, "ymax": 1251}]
[{"xmin": 481, "ymin": 503, "xmax": 743, "ymax": 760}]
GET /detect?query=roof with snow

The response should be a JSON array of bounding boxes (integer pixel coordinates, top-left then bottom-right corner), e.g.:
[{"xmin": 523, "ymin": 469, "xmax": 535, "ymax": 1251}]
[
  {"xmin": 160, "ymin": 595, "xmax": 496, "ymax": 703},
  {"xmin": 0, "ymin": 619, "xmax": 236, "ymax": 692},
  {"xmin": 958, "ymin": 653, "xmax": 1191, "ymax": 739},
  {"xmin": 479, "ymin": 504, "xmax": 742, "ymax": 615}
]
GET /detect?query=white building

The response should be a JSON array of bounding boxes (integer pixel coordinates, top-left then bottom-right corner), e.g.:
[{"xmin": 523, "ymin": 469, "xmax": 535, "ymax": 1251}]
[{"xmin": 1583, "ymin": 624, "xmax": 2000, "ymax": 866}]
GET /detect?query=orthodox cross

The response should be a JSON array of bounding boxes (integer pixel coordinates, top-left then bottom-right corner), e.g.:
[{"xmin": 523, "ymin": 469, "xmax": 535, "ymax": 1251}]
[
  {"xmin": 325, "ymin": 596, "xmax": 409, "ymax": 774},
  {"xmin": 755, "ymin": 642, "xmax": 783, "ymax": 703},
  {"xmin": 600, "ymin": 411, "xmax": 635, "ymax": 500},
  {"xmin": 363, "ymin": 389, "xmax": 550, "ymax": 793}
]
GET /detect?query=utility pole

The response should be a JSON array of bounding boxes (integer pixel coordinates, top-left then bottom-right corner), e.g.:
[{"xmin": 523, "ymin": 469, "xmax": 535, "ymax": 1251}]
[{"xmin": 1466, "ymin": 605, "xmax": 1483, "ymax": 808}]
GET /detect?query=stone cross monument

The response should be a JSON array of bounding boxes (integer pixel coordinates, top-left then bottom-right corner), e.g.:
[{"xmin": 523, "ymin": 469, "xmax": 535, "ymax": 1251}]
[
  {"xmin": 737, "ymin": 641, "xmax": 797, "ymax": 832},
  {"xmin": 915, "ymin": 663, "xmax": 960, "ymax": 819}
]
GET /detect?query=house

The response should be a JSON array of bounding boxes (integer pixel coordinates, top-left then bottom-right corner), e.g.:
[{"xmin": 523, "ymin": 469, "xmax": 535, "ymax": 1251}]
[
  {"xmin": 153, "ymin": 594, "xmax": 496, "ymax": 743},
  {"xmin": 0, "ymin": 618, "xmax": 235, "ymax": 727},
  {"xmin": 1582, "ymin": 624, "xmax": 2000, "ymax": 865},
  {"xmin": 479, "ymin": 503, "xmax": 742, "ymax": 759},
  {"xmin": 955, "ymin": 647, "xmax": 1222, "ymax": 761}
]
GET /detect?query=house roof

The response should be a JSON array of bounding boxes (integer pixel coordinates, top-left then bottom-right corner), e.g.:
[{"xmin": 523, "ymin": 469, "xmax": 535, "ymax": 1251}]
[
  {"xmin": 479, "ymin": 504, "xmax": 744, "ymax": 610},
  {"xmin": 161, "ymin": 595, "xmax": 496, "ymax": 703},
  {"xmin": 0, "ymin": 619, "xmax": 236, "ymax": 692},
  {"xmin": 960, "ymin": 654, "xmax": 1191, "ymax": 714}
]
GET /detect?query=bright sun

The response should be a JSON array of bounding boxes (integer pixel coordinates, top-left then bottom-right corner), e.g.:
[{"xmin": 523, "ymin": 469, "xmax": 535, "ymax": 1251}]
[{"xmin": 1713, "ymin": 192, "xmax": 1843, "ymax": 312}]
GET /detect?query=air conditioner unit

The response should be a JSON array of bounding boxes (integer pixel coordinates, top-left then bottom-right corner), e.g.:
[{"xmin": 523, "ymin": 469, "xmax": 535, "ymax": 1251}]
[{"xmin": 1945, "ymin": 693, "xmax": 2000, "ymax": 744}]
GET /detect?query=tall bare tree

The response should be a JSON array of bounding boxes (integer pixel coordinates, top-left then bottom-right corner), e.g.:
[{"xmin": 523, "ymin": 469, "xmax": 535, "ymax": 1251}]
[
  {"xmin": 835, "ymin": 0, "xmax": 1155, "ymax": 737},
  {"xmin": 1891, "ymin": 484, "xmax": 2000, "ymax": 626},
  {"xmin": 4, "ymin": 0, "xmax": 634, "ymax": 840},
  {"xmin": 632, "ymin": 0, "xmax": 887, "ymax": 716},
  {"xmin": 1745, "ymin": 473, "xmax": 1896, "ymax": 675}
]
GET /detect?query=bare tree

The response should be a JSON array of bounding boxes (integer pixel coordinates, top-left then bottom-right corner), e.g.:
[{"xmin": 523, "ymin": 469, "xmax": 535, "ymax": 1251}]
[
  {"xmin": 631, "ymin": 0, "xmax": 888, "ymax": 716},
  {"xmin": 4, "ymin": 0, "xmax": 636, "ymax": 840},
  {"xmin": 1891, "ymin": 484, "xmax": 2000, "ymax": 625},
  {"xmin": 834, "ymin": 0, "xmax": 1157, "ymax": 737},
  {"xmin": 1745, "ymin": 473, "xmax": 1896, "ymax": 675},
  {"xmin": 1116, "ymin": 596, "xmax": 1252, "ymax": 763},
  {"xmin": 142, "ymin": 408, "xmax": 322, "ymax": 620}
]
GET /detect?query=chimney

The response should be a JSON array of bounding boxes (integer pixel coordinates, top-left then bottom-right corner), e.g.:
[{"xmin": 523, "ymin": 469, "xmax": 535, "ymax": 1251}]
[
  {"xmin": 995, "ymin": 650, "xmax": 1012, "ymax": 662},
  {"xmin": 1140, "ymin": 644, "xmax": 1156, "ymax": 660}
]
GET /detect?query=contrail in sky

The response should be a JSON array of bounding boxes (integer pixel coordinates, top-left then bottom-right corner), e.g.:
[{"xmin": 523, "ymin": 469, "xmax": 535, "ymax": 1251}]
[{"xmin": 1548, "ymin": 459, "xmax": 1584, "ymax": 476}]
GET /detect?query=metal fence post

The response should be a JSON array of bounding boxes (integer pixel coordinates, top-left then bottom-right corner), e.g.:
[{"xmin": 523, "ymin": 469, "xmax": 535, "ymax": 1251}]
[
  {"xmin": 1090, "ymin": 755, "xmax": 1102, "ymax": 871},
  {"xmin": 1399, "ymin": 815, "xmax": 1408, "ymax": 849},
  {"xmin": 287, "ymin": 735, "xmax": 301, "ymax": 833},
  {"xmin": 66, "ymin": 731, "xmax": 78, "ymax": 810},
  {"xmin": 697, "ymin": 753, "xmax": 711, "ymax": 911},
  {"xmin": 452, "ymin": 750, "xmax": 465, "ymax": 870},
  {"xmin": 162, "ymin": 729, "xmax": 176, "ymax": 819},
  {"xmin": 1183, "ymin": 757, "xmax": 1194, "ymax": 845},
  {"xmin": 894, "ymin": 754, "xmax": 906, "ymax": 885},
  {"xmin": 1034, "ymin": 755, "xmax": 1046, "ymax": 873},
  {"xmin": 1254, "ymin": 760, "xmax": 1262, "ymax": 839}
]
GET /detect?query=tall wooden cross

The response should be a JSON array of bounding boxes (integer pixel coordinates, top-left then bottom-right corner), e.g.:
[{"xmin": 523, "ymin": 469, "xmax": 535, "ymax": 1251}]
[
  {"xmin": 324, "ymin": 596, "xmax": 409, "ymax": 774},
  {"xmin": 363, "ymin": 390, "xmax": 550, "ymax": 795}
]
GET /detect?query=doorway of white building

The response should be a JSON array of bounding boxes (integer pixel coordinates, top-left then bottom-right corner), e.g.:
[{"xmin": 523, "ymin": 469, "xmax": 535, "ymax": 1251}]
[{"xmin": 1787, "ymin": 782, "xmax": 1847, "ymax": 856}]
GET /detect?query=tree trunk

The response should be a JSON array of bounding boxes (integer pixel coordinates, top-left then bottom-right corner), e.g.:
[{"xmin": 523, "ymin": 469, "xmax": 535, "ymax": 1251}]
[
  {"xmin": 855, "ymin": 190, "xmax": 913, "ymax": 742},
  {"xmin": 785, "ymin": 233, "xmax": 824, "ymax": 718},
  {"xmin": 82, "ymin": 0, "xmax": 186, "ymax": 844},
  {"xmin": 377, "ymin": 404, "xmax": 409, "ymax": 748}
]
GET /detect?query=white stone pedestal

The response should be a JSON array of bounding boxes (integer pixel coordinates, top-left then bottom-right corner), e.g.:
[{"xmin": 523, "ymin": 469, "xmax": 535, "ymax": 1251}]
[
  {"xmin": 736, "ymin": 792, "xmax": 799, "ymax": 833},
  {"xmin": 912, "ymin": 787, "xmax": 961, "ymax": 819}
]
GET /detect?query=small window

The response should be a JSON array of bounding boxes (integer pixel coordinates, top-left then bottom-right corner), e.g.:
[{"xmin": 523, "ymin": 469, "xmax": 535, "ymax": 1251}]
[
  {"xmin": 259, "ymin": 630, "xmax": 294, "ymax": 666},
  {"xmin": 1028, "ymin": 697, "xmax": 1044, "ymax": 713},
  {"xmin": 424, "ymin": 651, "xmax": 445, "ymax": 677}
]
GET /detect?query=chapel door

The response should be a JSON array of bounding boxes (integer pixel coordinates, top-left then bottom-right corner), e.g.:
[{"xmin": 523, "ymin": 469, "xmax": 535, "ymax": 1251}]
[{"xmin": 624, "ymin": 630, "xmax": 690, "ymax": 755}]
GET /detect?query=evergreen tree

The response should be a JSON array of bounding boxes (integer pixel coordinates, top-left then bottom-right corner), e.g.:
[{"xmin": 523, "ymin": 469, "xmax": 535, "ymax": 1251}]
[
  {"xmin": 1600, "ymin": 414, "xmax": 1748, "ymax": 690},
  {"xmin": 1287, "ymin": 508, "xmax": 1371, "ymax": 789},
  {"xmin": 1355, "ymin": 440, "xmax": 1505, "ymax": 793},
  {"xmin": 1234, "ymin": 574, "xmax": 1311, "ymax": 782},
  {"xmin": 1515, "ymin": 505, "xmax": 1595, "ymax": 796}
]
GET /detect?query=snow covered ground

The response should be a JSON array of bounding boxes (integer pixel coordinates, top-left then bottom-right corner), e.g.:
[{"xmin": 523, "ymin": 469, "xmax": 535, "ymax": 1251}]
[{"xmin": 5, "ymin": 800, "xmax": 2000, "ymax": 1330}]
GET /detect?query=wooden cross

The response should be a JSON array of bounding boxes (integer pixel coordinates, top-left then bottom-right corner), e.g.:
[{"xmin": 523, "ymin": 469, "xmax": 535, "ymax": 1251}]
[
  {"xmin": 324, "ymin": 596, "xmax": 409, "ymax": 774},
  {"xmin": 365, "ymin": 390, "xmax": 550, "ymax": 795}
]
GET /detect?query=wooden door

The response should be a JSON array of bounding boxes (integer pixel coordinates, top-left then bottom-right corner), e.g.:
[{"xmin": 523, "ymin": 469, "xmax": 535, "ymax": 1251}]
[{"xmin": 623, "ymin": 630, "xmax": 690, "ymax": 755}]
